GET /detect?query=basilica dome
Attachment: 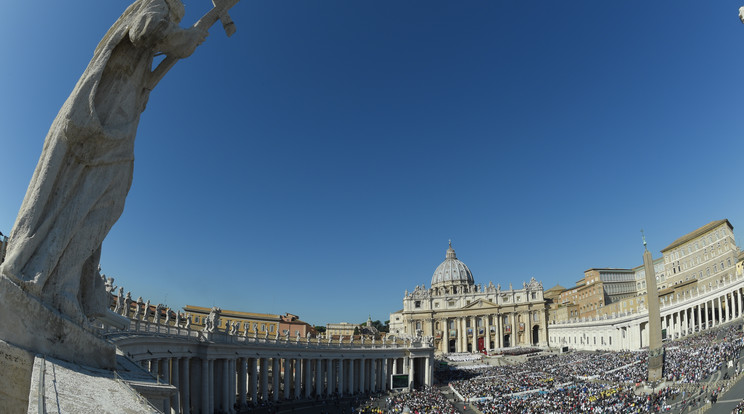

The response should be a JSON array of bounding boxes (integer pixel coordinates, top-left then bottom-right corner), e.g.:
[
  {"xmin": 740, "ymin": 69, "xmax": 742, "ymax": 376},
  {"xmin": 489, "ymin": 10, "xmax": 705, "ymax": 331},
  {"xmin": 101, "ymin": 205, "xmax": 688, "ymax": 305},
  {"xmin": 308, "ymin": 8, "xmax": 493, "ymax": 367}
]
[{"xmin": 431, "ymin": 242, "xmax": 474, "ymax": 287}]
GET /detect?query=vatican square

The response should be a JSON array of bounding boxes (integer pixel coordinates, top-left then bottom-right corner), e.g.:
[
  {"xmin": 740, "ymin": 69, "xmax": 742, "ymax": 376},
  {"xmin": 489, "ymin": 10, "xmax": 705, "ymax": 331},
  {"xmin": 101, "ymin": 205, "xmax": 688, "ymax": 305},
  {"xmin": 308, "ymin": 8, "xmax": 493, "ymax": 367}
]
[{"xmin": 2, "ymin": 1, "xmax": 744, "ymax": 413}]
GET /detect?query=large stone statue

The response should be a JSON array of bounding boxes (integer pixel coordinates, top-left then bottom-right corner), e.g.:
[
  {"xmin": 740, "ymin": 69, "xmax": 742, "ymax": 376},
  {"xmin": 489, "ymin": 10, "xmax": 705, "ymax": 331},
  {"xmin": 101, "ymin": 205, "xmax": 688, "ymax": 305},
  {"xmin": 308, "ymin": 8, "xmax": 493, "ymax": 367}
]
[
  {"xmin": 0, "ymin": 0, "xmax": 240, "ymax": 369},
  {"xmin": 1, "ymin": 0, "xmax": 206, "ymax": 323}
]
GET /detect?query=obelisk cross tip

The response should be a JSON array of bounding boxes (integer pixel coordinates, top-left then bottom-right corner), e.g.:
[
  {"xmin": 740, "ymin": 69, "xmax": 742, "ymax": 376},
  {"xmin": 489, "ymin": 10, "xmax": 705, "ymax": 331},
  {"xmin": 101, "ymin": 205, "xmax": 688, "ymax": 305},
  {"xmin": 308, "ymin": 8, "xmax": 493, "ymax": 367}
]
[{"xmin": 641, "ymin": 229, "xmax": 647, "ymax": 250}]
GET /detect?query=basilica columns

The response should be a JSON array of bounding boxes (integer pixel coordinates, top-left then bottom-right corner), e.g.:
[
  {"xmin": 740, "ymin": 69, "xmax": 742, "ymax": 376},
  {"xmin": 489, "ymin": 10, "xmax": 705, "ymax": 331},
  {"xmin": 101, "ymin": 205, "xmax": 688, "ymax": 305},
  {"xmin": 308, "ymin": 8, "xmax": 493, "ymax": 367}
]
[
  {"xmin": 484, "ymin": 315, "xmax": 491, "ymax": 351},
  {"xmin": 441, "ymin": 319, "xmax": 449, "ymax": 353},
  {"xmin": 471, "ymin": 316, "xmax": 477, "ymax": 352}
]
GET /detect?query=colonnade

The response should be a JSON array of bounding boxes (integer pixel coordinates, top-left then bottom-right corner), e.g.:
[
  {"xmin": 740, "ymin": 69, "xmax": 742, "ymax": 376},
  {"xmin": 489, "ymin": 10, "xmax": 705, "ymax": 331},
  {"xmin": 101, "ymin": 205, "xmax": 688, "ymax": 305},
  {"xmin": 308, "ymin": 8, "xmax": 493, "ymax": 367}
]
[
  {"xmin": 549, "ymin": 276, "xmax": 744, "ymax": 351},
  {"xmin": 140, "ymin": 354, "xmax": 427, "ymax": 413},
  {"xmin": 659, "ymin": 286, "xmax": 743, "ymax": 341}
]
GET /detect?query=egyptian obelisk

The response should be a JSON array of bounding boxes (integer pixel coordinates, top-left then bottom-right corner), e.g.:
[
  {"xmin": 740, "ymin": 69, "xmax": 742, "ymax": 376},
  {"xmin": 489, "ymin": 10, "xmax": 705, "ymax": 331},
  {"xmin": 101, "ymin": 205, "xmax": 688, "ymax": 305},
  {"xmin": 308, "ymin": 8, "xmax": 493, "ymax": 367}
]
[{"xmin": 642, "ymin": 231, "xmax": 664, "ymax": 382}]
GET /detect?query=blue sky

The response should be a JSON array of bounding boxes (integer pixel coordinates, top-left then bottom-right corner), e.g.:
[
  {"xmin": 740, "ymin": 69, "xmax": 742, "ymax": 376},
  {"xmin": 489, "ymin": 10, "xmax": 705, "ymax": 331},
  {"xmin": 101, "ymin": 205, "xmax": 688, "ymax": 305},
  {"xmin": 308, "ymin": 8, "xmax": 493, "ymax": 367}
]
[{"xmin": 2, "ymin": 1, "xmax": 744, "ymax": 326}]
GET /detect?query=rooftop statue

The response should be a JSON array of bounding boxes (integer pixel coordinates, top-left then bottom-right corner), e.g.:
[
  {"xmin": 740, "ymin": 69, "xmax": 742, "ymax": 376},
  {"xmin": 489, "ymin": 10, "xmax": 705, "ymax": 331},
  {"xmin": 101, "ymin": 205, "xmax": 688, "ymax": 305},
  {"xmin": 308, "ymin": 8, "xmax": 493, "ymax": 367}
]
[{"xmin": 0, "ymin": 0, "xmax": 240, "ymax": 368}]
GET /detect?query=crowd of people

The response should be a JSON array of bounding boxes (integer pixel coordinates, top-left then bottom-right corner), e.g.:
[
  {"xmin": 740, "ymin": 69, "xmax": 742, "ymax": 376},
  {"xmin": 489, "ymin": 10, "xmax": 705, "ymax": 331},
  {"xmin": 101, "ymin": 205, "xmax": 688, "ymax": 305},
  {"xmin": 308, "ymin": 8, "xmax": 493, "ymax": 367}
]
[
  {"xmin": 433, "ymin": 322, "xmax": 744, "ymax": 413},
  {"xmin": 445, "ymin": 353, "xmax": 482, "ymax": 362},
  {"xmin": 475, "ymin": 383, "xmax": 678, "ymax": 414},
  {"xmin": 338, "ymin": 323, "xmax": 744, "ymax": 414},
  {"xmin": 380, "ymin": 387, "xmax": 458, "ymax": 414}
]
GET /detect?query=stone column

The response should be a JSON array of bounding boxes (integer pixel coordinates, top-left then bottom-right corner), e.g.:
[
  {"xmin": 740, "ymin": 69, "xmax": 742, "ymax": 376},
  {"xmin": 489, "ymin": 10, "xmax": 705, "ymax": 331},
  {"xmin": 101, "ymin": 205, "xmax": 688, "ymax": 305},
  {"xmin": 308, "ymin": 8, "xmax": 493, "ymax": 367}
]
[
  {"xmin": 471, "ymin": 316, "xmax": 477, "ymax": 352},
  {"xmin": 442, "ymin": 319, "xmax": 449, "ymax": 353},
  {"xmin": 171, "ymin": 357, "xmax": 180, "ymax": 414},
  {"xmin": 381, "ymin": 358, "xmax": 388, "ymax": 391},
  {"xmin": 315, "ymin": 359, "xmax": 323, "ymax": 397},
  {"xmin": 460, "ymin": 317, "xmax": 467, "ymax": 352},
  {"xmin": 358, "ymin": 358, "xmax": 365, "ymax": 394},
  {"xmin": 496, "ymin": 313, "xmax": 502, "ymax": 349},
  {"xmin": 326, "ymin": 358, "xmax": 334, "ymax": 396},
  {"xmin": 696, "ymin": 304, "xmax": 702, "ymax": 332},
  {"xmin": 304, "ymin": 358, "xmax": 312, "ymax": 398},
  {"xmin": 238, "ymin": 358, "xmax": 246, "ymax": 409},
  {"xmin": 221, "ymin": 359, "xmax": 230, "ymax": 414},
  {"xmin": 734, "ymin": 290, "xmax": 740, "ymax": 319},
  {"xmin": 283, "ymin": 358, "xmax": 292, "ymax": 400},
  {"xmin": 347, "ymin": 359, "xmax": 354, "ymax": 395},
  {"xmin": 392, "ymin": 358, "xmax": 397, "ymax": 375},
  {"xmin": 249, "ymin": 358, "xmax": 258, "ymax": 404},
  {"xmin": 337, "ymin": 358, "xmax": 344, "ymax": 396},
  {"xmin": 201, "ymin": 358, "xmax": 210, "ymax": 414},
  {"xmin": 407, "ymin": 357, "xmax": 414, "ymax": 390},
  {"xmin": 272, "ymin": 358, "xmax": 280, "ymax": 402},
  {"xmin": 260, "ymin": 357, "xmax": 269, "ymax": 402},
  {"xmin": 293, "ymin": 358, "xmax": 302, "ymax": 399},
  {"xmin": 162, "ymin": 358, "xmax": 171, "ymax": 414},
  {"xmin": 484, "ymin": 315, "xmax": 491, "ymax": 352},
  {"xmin": 208, "ymin": 359, "xmax": 215, "ymax": 414},
  {"xmin": 717, "ymin": 296, "xmax": 723, "ymax": 325},
  {"xmin": 181, "ymin": 357, "xmax": 190, "ymax": 414},
  {"xmin": 509, "ymin": 313, "xmax": 516, "ymax": 347},
  {"xmin": 424, "ymin": 356, "xmax": 431, "ymax": 387},
  {"xmin": 370, "ymin": 358, "xmax": 377, "ymax": 392},
  {"xmin": 702, "ymin": 302, "xmax": 708, "ymax": 330}
]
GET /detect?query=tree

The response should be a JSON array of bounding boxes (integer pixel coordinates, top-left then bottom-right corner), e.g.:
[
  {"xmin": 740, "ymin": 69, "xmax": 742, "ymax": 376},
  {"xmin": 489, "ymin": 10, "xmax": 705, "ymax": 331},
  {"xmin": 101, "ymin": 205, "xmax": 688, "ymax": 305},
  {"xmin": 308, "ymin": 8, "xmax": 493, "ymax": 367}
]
[
  {"xmin": 353, "ymin": 326, "xmax": 360, "ymax": 336},
  {"xmin": 314, "ymin": 326, "xmax": 326, "ymax": 333}
]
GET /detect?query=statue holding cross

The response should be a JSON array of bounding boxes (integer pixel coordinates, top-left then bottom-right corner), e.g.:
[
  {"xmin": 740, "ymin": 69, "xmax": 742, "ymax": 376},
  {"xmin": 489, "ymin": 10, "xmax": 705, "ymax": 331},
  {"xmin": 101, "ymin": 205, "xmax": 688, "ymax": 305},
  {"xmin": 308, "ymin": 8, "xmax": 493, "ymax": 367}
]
[{"xmin": 0, "ymin": 0, "xmax": 241, "ymax": 368}]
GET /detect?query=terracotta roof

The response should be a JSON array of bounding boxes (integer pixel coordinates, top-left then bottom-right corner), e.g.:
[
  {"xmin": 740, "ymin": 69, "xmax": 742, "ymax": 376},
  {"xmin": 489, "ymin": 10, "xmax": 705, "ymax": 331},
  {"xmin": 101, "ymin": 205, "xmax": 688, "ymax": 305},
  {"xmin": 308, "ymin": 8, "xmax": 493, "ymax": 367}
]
[
  {"xmin": 545, "ymin": 284, "xmax": 566, "ymax": 293},
  {"xmin": 661, "ymin": 219, "xmax": 732, "ymax": 252},
  {"xmin": 183, "ymin": 304, "xmax": 279, "ymax": 319}
]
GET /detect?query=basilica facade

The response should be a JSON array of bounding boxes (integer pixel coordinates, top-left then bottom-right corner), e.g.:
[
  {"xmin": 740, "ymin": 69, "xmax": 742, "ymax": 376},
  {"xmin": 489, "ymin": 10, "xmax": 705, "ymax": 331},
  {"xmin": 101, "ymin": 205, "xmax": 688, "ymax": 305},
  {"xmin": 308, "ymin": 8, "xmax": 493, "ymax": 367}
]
[{"xmin": 389, "ymin": 243, "xmax": 548, "ymax": 354}]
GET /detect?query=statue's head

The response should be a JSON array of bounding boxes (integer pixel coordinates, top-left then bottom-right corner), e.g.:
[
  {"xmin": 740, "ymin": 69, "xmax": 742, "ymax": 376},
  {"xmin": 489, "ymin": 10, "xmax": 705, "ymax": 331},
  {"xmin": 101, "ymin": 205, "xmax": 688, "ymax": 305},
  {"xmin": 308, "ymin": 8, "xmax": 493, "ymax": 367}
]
[
  {"xmin": 165, "ymin": 0, "xmax": 186, "ymax": 23},
  {"xmin": 740, "ymin": 6, "xmax": 744, "ymax": 24}
]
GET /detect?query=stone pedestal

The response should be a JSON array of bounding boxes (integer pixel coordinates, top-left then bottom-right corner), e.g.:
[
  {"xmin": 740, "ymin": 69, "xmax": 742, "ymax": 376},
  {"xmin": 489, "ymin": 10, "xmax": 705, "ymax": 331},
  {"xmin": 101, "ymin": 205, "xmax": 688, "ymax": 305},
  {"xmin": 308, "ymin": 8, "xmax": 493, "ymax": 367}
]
[
  {"xmin": 0, "ymin": 340, "xmax": 34, "ymax": 414},
  {"xmin": 648, "ymin": 348, "xmax": 665, "ymax": 382},
  {"xmin": 0, "ymin": 276, "xmax": 115, "ymax": 369}
]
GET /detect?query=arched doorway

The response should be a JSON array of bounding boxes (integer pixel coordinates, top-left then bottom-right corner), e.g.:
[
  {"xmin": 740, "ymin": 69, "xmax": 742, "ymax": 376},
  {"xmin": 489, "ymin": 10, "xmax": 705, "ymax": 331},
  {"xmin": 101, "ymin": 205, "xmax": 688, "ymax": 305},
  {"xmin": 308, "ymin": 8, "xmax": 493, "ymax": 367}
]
[
  {"xmin": 448, "ymin": 339, "xmax": 456, "ymax": 353},
  {"xmin": 532, "ymin": 325, "xmax": 539, "ymax": 346},
  {"xmin": 503, "ymin": 334, "xmax": 510, "ymax": 348}
]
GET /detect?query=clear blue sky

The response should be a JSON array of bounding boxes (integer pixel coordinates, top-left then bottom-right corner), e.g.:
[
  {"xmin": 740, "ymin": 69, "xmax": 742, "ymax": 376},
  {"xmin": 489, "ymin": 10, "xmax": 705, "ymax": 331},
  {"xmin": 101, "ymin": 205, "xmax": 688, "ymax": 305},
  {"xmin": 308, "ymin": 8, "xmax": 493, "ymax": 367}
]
[{"xmin": 2, "ymin": 1, "xmax": 744, "ymax": 327}]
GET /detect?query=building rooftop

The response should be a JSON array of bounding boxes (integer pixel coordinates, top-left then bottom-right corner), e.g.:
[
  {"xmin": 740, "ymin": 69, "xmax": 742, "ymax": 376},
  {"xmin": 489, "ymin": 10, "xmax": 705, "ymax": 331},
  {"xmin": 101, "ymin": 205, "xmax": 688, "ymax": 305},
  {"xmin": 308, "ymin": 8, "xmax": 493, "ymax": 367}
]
[
  {"xmin": 183, "ymin": 305, "xmax": 279, "ymax": 320},
  {"xmin": 661, "ymin": 219, "xmax": 732, "ymax": 252}
]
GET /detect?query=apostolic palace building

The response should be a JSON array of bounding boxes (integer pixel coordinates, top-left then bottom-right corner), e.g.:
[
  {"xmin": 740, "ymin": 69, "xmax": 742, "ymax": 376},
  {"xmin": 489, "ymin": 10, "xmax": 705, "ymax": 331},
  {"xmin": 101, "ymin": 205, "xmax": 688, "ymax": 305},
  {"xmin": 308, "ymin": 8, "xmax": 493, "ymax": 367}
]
[
  {"xmin": 548, "ymin": 219, "xmax": 744, "ymax": 351},
  {"xmin": 389, "ymin": 242, "xmax": 549, "ymax": 353}
]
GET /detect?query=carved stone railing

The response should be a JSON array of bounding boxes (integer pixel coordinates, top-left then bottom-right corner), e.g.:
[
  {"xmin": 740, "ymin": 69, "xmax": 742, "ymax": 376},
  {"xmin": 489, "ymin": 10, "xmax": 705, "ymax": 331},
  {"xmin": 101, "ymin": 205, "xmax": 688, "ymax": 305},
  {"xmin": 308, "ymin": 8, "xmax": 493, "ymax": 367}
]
[{"xmin": 103, "ymin": 317, "xmax": 432, "ymax": 351}]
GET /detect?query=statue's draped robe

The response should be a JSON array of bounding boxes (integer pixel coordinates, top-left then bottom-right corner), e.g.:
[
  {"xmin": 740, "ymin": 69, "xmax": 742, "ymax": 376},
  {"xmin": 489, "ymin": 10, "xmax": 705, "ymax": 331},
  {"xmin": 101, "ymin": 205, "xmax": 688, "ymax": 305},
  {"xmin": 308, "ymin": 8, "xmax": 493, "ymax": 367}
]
[{"xmin": 0, "ymin": 0, "xmax": 173, "ymax": 320}]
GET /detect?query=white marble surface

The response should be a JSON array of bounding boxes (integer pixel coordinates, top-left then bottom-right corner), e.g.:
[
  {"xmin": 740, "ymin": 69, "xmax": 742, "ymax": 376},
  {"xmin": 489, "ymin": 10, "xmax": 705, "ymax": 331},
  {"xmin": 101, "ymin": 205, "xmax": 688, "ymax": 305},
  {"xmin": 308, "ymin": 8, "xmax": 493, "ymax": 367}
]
[{"xmin": 27, "ymin": 356, "xmax": 160, "ymax": 414}]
